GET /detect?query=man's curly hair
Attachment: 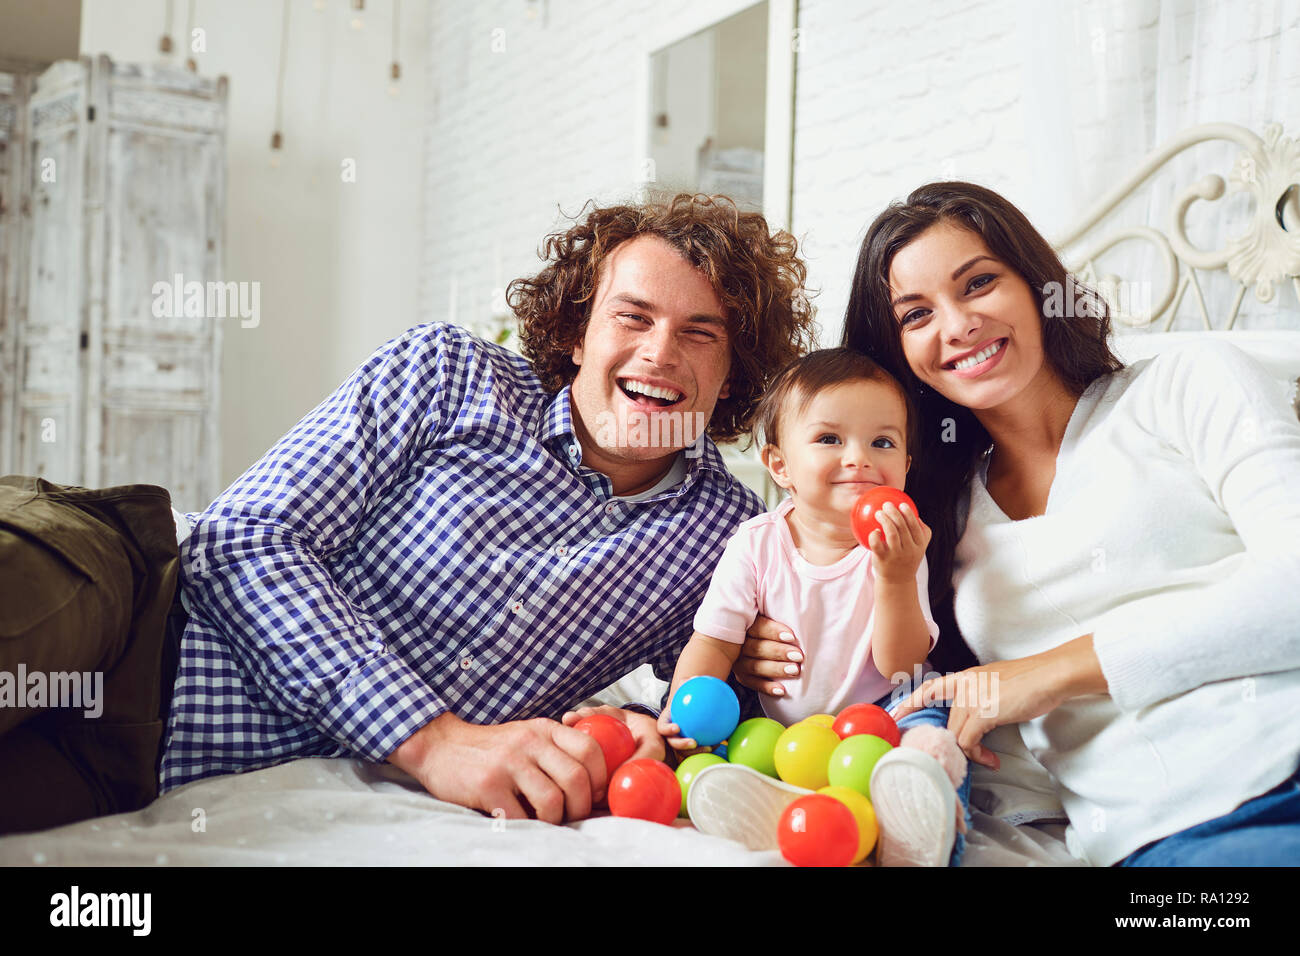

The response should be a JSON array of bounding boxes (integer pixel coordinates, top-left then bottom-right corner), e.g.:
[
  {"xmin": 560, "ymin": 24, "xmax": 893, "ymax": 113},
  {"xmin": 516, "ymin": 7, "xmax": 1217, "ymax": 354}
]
[{"xmin": 509, "ymin": 194, "xmax": 817, "ymax": 443}]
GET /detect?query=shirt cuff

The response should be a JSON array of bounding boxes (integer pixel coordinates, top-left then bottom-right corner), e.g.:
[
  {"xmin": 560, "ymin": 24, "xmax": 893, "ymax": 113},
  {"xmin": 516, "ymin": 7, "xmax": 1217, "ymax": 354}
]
[
  {"xmin": 1089, "ymin": 602, "xmax": 1167, "ymax": 711},
  {"xmin": 316, "ymin": 652, "xmax": 449, "ymax": 761},
  {"xmin": 619, "ymin": 701, "xmax": 662, "ymax": 719}
]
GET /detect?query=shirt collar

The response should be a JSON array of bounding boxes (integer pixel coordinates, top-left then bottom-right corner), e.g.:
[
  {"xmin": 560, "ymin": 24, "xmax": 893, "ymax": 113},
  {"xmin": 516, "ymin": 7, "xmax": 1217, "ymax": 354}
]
[{"xmin": 540, "ymin": 385, "xmax": 734, "ymax": 483}]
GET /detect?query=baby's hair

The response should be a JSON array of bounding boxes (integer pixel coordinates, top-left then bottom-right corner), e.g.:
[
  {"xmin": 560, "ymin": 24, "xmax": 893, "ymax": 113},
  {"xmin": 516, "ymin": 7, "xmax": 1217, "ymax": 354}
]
[{"xmin": 755, "ymin": 348, "xmax": 919, "ymax": 455}]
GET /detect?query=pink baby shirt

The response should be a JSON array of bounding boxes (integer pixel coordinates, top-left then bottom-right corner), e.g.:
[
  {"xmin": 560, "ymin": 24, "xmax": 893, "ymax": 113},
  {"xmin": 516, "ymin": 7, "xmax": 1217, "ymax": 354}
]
[{"xmin": 692, "ymin": 497, "xmax": 940, "ymax": 725}]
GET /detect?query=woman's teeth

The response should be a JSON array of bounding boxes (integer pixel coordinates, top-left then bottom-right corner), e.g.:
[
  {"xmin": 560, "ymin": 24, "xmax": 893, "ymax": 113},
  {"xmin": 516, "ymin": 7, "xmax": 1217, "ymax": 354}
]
[{"xmin": 951, "ymin": 340, "xmax": 1004, "ymax": 370}]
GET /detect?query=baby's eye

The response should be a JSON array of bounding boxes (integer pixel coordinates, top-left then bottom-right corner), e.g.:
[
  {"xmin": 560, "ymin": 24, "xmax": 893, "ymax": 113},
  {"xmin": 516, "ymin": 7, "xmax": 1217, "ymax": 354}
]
[
  {"xmin": 873, "ymin": 437, "xmax": 896, "ymax": 449},
  {"xmin": 816, "ymin": 434, "xmax": 841, "ymax": 445}
]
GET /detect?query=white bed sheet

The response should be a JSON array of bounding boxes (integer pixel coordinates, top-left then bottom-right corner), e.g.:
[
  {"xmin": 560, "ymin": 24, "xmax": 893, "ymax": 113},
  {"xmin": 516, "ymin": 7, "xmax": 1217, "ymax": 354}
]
[{"xmin": 0, "ymin": 756, "xmax": 1082, "ymax": 867}]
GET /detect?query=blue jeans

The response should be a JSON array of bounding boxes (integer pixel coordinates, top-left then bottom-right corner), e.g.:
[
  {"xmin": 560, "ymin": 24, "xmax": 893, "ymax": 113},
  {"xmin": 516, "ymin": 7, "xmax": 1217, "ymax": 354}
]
[
  {"xmin": 1120, "ymin": 764, "xmax": 1300, "ymax": 866},
  {"xmin": 874, "ymin": 689, "xmax": 972, "ymax": 867}
]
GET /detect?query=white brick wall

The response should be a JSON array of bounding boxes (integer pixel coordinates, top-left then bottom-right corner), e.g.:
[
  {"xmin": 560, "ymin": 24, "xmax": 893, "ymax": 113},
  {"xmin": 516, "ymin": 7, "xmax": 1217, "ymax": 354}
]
[{"xmin": 421, "ymin": 0, "xmax": 1300, "ymax": 347}]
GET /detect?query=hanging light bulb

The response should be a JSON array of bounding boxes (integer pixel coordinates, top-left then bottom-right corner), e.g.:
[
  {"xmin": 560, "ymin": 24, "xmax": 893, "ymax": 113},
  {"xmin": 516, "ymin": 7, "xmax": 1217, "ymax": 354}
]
[
  {"xmin": 159, "ymin": 0, "xmax": 174, "ymax": 54},
  {"xmin": 270, "ymin": 0, "xmax": 290, "ymax": 169},
  {"xmin": 388, "ymin": 1, "xmax": 401, "ymax": 96},
  {"xmin": 185, "ymin": 0, "xmax": 198, "ymax": 71},
  {"xmin": 350, "ymin": 0, "xmax": 365, "ymax": 31}
]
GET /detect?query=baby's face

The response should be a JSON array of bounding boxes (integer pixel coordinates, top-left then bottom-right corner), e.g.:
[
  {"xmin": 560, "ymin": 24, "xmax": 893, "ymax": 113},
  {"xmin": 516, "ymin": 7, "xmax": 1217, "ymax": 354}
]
[{"xmin": 765, "ymin": 379, "xmax": 911, "ymax": 524}]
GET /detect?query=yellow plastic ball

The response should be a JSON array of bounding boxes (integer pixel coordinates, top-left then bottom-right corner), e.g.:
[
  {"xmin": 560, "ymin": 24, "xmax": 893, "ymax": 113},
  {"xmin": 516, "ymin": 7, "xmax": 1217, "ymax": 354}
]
[
  {"xmin": 818, "ymin": 785, "xmax": 879, "ymax": 863},
  {"xmin": 800, "ymin": 713, "xmax": 836, "ymax": 728},
  {"xmin": 773, "ymin": 722, "xmax": 841, "ymax": 790}
]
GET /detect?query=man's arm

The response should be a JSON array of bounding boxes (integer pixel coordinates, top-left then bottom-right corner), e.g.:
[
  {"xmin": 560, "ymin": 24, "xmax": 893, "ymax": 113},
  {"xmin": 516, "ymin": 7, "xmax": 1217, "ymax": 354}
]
[
  {"xmin": 184, "ymin": 324, "xmax": 608, "ymax": 821},
  {"xmin": 182, "ymin": 325, "xmax": 459, "ymax": 761}
]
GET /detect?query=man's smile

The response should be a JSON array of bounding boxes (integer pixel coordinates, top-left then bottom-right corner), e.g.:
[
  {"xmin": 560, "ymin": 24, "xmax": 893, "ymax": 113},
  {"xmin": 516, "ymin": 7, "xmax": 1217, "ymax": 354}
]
[{"xmin": 617, "ymin": 376, "xmax": 686, "ymax": 408}]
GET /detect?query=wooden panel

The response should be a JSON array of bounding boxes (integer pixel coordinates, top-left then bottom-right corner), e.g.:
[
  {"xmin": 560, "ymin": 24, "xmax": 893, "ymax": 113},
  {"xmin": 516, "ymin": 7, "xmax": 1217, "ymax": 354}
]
[
  {"xmin": 17, "ymin": 58, "xmax": 86, "ymax": 482},
  {"xmin": 102, "ymin": 345, "xmax": 208, "ymax": 399},
  {"xmin": 98, "ymin": 405, "xmax": 205, "ymax": 510},
  {"xmin": 0, "ymin": 69, "xmax": 26, "ymax": 473},
  {"xmin": 92, "ymin": 57, "xmax": 225, "ymax": 505},
  {"xmin": 17, "ymin": 403, "xmax": 76, "ymax": 483},
  {"xmin": 0, "ymin": 55, "xmax": 225, "ymax": 510}
]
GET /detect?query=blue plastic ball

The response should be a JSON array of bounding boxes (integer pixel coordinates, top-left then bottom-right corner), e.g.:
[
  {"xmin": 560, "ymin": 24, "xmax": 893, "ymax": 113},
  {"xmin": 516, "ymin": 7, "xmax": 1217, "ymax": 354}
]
[{"xmin": 671, "ymin": 676, "xmax": 741, "ymax": 747}]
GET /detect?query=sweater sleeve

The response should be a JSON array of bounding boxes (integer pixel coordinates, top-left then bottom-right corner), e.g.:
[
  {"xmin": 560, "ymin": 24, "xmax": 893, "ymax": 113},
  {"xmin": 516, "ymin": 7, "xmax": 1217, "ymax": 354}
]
[{"xmin": 1090, "ymin": 342, "xmax": 1300, "ymax": 710}]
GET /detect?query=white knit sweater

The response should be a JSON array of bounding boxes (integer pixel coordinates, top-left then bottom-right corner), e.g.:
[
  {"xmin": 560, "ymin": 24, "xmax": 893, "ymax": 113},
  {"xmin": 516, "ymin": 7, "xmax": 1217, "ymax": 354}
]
[{"xmin": 953, "ymin": 341, "xmax": 1300, "ymax": 866}]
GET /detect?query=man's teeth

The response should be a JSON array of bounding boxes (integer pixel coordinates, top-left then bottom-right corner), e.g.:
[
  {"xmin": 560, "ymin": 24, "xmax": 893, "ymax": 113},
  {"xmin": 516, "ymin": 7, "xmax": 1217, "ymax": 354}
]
[
  {"xmin": 951, "ymin": 340, "xmax": 1004, "ymax": 370},
  {"xmin": 620, "ymin": 380, "xmax": 682, "ymax": 402}
]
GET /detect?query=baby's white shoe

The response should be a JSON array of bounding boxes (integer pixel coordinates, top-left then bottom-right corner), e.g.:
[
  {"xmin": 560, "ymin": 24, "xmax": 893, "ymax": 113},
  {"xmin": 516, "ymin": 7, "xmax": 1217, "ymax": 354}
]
[
  {"xmin": 685, "ymin": 763, "xmax": 810, "ymax": 851},
  {"xmin": 870, "ymin": 746, "xmax": 957, "ymax": 867}
]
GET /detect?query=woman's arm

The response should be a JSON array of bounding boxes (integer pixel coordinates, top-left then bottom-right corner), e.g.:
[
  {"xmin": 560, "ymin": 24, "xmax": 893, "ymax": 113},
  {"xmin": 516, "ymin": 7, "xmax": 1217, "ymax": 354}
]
[
  {"xmin": 1088, "ymin": 343, "xmax": 1300, "ymax": 711},
  {"xmin": 892, "ymin": 633, "xmax": 1109, "ymax": 768}
]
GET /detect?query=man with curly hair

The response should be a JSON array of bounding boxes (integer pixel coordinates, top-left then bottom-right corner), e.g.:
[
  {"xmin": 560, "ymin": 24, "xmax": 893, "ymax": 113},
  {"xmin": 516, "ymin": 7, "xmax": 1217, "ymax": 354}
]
[{"xmin": 158, "ymin": 195, "xmax": 815, "ymax": 825}]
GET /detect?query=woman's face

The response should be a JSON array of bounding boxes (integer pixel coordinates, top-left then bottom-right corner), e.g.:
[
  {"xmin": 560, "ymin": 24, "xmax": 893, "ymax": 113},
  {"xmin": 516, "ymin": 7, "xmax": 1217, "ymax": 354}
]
[{"xmin": 887, "ymin": 221, "xmax": 1048, "ymax": 412}]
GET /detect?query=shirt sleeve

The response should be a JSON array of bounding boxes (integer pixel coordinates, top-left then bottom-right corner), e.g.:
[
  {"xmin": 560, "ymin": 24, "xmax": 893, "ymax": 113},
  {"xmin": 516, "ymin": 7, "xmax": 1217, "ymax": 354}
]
[
  {"xmin": 691, "ymin": 526, "xmax": 761, "ymax": 644},
  {"xmin": 1090, "ymin": 342, "xmax": 1300, "ymax": 711},
  {"xmin": 181, "ymin": 323, "xmax": 466, "ymax": 762}
]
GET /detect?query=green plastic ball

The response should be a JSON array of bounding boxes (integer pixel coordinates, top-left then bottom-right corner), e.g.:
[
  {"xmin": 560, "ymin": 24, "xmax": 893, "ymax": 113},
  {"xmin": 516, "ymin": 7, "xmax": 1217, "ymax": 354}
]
[
  {"xmin": 727, "ymin": 717, "xmax": 786, "ymax": 778},
  {"xmin": 827, "ymin": 734, "xmax": 893, "ymax": 798},
  {"xmin": 675, "ymin": 752, "xmax": 727, "ymax": 818}
]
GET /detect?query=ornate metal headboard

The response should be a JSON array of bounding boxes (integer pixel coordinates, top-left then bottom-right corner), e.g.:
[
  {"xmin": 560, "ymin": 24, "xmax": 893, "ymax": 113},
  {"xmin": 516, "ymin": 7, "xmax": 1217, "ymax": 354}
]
[{"xmin": 1053, "ymin": 122, "xmax": 1300, "ymax": 331}]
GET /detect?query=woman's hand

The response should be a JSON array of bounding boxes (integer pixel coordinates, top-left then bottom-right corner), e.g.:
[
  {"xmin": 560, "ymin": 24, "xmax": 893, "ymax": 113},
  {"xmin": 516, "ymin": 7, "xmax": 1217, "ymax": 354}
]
[
  {"xmin": 890, "ymin": 635, "xmax": 1106, "ymax": 769},
  {"xmin": 733, "ymin": 615, "xmax": 804, "ymax": 697}
]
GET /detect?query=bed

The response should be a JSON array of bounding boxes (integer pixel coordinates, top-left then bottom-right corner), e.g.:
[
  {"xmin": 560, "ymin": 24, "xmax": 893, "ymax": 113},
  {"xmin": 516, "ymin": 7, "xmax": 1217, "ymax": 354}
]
[{"xmin": 2, "ymin": 122, "xmax": 1298, "ymax": 868}]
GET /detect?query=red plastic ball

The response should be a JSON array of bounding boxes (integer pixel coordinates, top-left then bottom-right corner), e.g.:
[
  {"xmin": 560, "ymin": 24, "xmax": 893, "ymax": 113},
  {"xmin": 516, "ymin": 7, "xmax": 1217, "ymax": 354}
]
[
  {"xmin": 608, "ymin": 759, "xmax": 681, "ymax": 825},
  {"xmin": 573, "ymin": 714, "xmax": 637, "ymax": 779},
  {"xmin": 833, "ymin": 703, "xmax": 902, "ymax": 747},
  {"xmin": 850, "ymin": 486, "xmax": 918, "ymax": 549},
  {"xmin": 777, "ymin": 794, "xmax": 860, "ymax": 867}
]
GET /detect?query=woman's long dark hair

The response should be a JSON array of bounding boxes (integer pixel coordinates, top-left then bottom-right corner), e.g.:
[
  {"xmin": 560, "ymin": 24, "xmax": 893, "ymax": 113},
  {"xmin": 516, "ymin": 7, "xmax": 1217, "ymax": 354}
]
[{"xmin": 842, "ymin": 182, "xmax": 1124, "ymax": 674}]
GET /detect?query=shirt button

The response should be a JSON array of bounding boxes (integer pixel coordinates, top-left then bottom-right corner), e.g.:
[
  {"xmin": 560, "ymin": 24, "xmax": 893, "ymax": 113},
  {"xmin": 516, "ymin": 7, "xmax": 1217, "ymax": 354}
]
[
  {"xmin": 511, "ymin": 601, "xmax": 524, "ymax": 613},
  {"xmin": 459, "ymin": 657, "xmax": 473, "ymax": 670},
  {"xmin": 554, "ymin": 545, "xmax": 568, "ymax": 557},
  {"xmin": 604, "ymin": 503, "xmax": 616, "ymax": 515}
]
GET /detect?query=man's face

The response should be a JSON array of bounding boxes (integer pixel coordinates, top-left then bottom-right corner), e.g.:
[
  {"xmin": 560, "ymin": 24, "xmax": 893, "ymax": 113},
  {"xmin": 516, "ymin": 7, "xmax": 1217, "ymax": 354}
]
[{"xmin": 569, "ymin": 235, "xmax": 732, "ymax": 479}]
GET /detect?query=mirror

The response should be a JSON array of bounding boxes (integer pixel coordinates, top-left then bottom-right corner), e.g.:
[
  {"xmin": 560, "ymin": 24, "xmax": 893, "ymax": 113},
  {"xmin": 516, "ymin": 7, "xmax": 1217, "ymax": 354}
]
[{"xmin": 645, "ymin": 2, "xmax": 770, "ymax": 214}]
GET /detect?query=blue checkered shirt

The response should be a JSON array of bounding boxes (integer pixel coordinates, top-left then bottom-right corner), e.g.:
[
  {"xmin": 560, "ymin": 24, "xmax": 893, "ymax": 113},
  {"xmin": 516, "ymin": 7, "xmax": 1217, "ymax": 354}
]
[{"xmin": 159, "ymin": 322, "xmax": 764, "ymax": 791}]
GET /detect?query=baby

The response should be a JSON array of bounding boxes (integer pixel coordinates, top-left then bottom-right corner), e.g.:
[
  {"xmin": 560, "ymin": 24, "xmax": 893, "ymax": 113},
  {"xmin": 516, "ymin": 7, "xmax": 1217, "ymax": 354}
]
[{"xmin": 657, "ymin": 348, "xmax": 972, "ymax": 866}]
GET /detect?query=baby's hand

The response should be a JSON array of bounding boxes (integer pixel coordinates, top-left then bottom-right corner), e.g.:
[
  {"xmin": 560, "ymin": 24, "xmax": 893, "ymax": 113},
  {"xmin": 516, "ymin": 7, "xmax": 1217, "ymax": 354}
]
[
  {"xmin": 656, "ymin": 710, "xmax": 702, "ymax": 752},
  {"xmin": 867, "ymin": 502, "xmax": 932, "ymax": 583}
]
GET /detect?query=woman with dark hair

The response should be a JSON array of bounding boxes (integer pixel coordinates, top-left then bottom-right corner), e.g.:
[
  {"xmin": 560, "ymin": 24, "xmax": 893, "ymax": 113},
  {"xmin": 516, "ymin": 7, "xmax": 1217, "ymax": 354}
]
[{"xmin": 736, "ymin": 182, "xmax": 1300, "ymax": 866}]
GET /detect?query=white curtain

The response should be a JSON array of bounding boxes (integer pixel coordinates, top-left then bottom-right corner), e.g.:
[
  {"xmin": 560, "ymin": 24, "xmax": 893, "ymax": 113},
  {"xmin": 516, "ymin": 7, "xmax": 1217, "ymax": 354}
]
[{"xmin": 1018, "ymin": 0, "xmax": 1300, "ymax": 330}]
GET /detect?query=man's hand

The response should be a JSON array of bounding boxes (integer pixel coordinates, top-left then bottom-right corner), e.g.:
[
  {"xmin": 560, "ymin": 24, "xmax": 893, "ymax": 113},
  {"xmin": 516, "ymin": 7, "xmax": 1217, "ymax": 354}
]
[
  {"xmin": 386, "ymin": 712, "xmax": 608, "ymax": 824},
  {"xmin": 561, "ymin": 705, "xmax": 666, "ymax": 764}
]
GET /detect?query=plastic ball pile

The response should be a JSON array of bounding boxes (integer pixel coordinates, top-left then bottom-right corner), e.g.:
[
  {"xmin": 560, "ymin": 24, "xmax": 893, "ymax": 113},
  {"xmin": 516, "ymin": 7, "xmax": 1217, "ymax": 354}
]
[{"xmin": 581, "ymin": 676, "xmax": 901, "ymax": 867}]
